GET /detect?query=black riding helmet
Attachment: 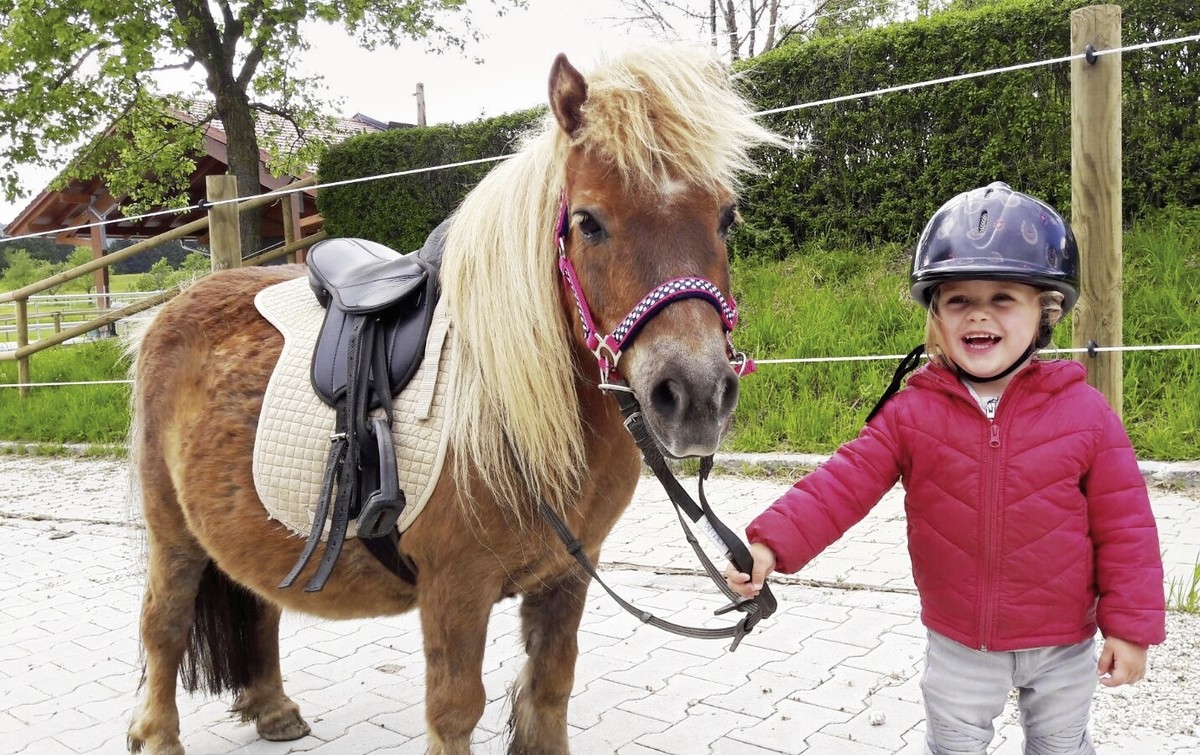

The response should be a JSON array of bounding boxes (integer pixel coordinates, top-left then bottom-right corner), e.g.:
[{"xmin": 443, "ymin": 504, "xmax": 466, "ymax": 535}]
[{"xmin": 911, "ymin": 181, "xmax": 1079, "ymax": 313}]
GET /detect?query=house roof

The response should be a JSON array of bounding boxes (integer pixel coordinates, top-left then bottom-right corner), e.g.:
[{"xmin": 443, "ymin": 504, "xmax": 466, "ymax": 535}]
[{"xmin": 2, "ymin": 101, "xmax": 397, "ymax": 244}]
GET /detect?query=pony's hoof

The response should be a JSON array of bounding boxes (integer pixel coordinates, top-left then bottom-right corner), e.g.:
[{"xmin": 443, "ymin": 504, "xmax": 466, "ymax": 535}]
[
  {"xmin": 233, "ymin": 691, "xmax": 311, "ymax": 741},
  {"xmin": 126, "ymin": 730, "xmax": 185, "ymax": 755},
  {"xmin": 257, "ymin": 709, "xmax": 311, "ymax": 741}
]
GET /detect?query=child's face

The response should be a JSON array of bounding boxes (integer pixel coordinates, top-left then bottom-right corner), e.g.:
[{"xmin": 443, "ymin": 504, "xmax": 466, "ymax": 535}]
[{"xmin": 933, "ymin": 279, "xmax": 1042, "ymax": 385}]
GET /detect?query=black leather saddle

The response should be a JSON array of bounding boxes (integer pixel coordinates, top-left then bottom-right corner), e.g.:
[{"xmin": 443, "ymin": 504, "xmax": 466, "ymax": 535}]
[
  {"xmin": 278, "ymin": 221, "xmax": 448, "ymax": 593},
  {"xmin": 307, "ymin": 223, "xmax": 446, "ymax": 407}
]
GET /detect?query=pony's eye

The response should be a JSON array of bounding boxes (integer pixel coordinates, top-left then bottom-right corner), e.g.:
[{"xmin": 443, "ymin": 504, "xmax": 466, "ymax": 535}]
[
  {"xmin": 718, "ymin": 205, "xmax": 740, "ymax": 238},
  {"xmin": 574, "ymin": 211, "xmax": 604, "ymax": 242}
]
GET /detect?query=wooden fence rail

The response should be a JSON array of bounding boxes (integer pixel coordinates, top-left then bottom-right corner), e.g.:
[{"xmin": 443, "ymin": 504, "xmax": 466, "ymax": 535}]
[{"xmin": 0, "ymin": 174, "xmax": 322, "ymax": 396}]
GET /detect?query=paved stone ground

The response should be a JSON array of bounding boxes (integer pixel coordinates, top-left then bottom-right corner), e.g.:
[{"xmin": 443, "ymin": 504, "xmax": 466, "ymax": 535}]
[{"xmin": 1, "ymin": 455, "xmax": 1198, "ymax": 754}]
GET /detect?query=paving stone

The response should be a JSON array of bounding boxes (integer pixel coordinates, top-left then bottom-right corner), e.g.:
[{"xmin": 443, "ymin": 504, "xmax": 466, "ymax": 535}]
[
  {"xmin": 842, "ymin": 630, "xmax": 924, "ymax": 678},
  {"xmin": 570, "ymin": 677, "xmax": 652, "ymax": 729},
  {"xmin": 617, "ymin": 670, "xmax": 737, "ymax": 725},
  {"xmin": 709, "ymin": 667, "xmax": 825, "ymax": 718},
  {"xmin": 635, "ymin": 704, "xmax": 761, "ymax": 754},
  {"xmin": 819, "ymin": 689, "xmax": 926, "ymax": 751},
  {"xmin": 733, "ymin": 696, "xmax": 856, "ymax": 752},
  {"xmin": 572, "ymin": 706, "xmax": 672, "ymax": 753}
]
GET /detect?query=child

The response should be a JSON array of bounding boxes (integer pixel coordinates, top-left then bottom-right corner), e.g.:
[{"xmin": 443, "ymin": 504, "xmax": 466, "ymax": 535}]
[{"xmin": 727, "ymin": 182, "xmax": 1166, "ymax": 754}]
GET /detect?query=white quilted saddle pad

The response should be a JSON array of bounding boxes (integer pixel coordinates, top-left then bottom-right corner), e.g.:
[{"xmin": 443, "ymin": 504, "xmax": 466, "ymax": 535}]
[{"xmin": 252, "ymin": 275, "xmax": 454, "ymax": 538}]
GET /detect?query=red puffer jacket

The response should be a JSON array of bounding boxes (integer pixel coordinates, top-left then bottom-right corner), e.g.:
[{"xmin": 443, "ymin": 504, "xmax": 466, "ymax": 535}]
[{"xmin": 747, "ymin": 359, "xmax": 1166, "ymax": 652}]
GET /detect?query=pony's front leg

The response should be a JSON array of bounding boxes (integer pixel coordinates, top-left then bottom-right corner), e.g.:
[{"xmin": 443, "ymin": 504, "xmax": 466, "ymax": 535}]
[
  {"xmin": 229, "ymin": 601, "xmax": 310, "ymax": 741},
  {"xmin": 508, "ymin": 571, "xmax": 590, "ymax": 755},
  {"xmin": 419, "ymin": 572, "xmax": 496, "ymax": 755}
]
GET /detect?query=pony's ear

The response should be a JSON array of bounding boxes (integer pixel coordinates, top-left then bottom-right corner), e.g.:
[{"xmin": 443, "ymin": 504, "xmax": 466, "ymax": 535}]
[{"xmin": 548, "ymin": 53, "xmax": 588, "ymax": 137}]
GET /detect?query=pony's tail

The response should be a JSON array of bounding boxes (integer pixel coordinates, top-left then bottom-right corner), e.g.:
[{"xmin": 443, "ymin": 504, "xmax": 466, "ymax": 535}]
[{"xmin": 179, "ymin": 562, "xmax": 269, "ymax": 695}]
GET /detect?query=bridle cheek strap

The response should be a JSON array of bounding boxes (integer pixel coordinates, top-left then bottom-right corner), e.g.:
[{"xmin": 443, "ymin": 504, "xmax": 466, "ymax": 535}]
[{"xmin": 556, "ymin": 201, "xmax": 755, "ymax": 383}]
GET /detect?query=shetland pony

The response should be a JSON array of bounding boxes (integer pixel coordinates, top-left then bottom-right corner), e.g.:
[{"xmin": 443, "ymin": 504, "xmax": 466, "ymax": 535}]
[{"xmin": 126, "ymin": 45, "xmax": 783, "ymax": 755}]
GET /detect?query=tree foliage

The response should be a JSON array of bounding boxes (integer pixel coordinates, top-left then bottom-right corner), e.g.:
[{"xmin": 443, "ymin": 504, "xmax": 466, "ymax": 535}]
[{"xmin": 0, "ymin": 0, "xmax": 523, "ymax": 251}]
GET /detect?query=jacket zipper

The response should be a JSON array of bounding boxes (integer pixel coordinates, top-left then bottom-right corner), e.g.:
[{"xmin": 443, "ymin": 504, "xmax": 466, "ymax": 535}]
[
  {"xmin": 973, "ymin": 369, "xmax": 1035, "ymax": 652},
  {"xmin": 979, "ymin": 422, "xmax": 1001, "ymax": 652}
]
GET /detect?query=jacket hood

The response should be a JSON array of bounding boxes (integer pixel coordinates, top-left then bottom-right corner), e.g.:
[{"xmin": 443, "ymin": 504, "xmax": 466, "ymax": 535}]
[{"xmin": 908, "ymin": 357, "xmax": 1086, "ymax": 397}]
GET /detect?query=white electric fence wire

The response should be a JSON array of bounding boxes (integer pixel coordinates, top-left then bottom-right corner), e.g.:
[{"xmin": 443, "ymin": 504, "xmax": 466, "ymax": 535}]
[
  {"xmin": 0, "ymin": 155, "xmax": 511, "ymax": 244},
  {"xmin": 755, "ymin": 343, "xmax": 1200, "ymax": 365},
  {"xmin": 2, "ymin": 343, "xmax": 1197, "ymax": 389},
  {"xmin": 2, "ymin": 33, "xmax": 1197, "ymax": 246},
  {"xmin": 754, "ymin": 32, "xmax": 1200, "ymax": 117}
]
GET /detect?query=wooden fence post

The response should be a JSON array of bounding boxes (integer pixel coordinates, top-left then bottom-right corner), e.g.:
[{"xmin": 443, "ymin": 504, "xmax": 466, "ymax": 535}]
[
  {"xmin": 282, "ymin": 192, "xmax": 301, "ymax": 264},
  {"xmin": 207, "ymin": 175, "xmax": 242, "ymax": 271},
  {"xmin": 15, "ymin": 298, "xmax": 29, "ymax": 398},
  {"xmin": 1070, "ymin": 4, "xmax": 1123, "ymax": 416}
]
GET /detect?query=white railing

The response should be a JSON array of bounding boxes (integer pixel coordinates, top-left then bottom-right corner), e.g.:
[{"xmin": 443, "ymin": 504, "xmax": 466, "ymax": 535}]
[{"xmin": 0, "ymin": 291, "xmax": 166, "ymax": 346}]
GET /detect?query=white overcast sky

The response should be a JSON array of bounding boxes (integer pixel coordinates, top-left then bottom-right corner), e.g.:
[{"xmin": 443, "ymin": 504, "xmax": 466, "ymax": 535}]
[{"xmin": 0, "ymin": 0, "xmax": 690, "ymax": 224}]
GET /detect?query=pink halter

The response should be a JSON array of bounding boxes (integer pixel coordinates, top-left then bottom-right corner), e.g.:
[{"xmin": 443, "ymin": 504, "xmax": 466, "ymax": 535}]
[{"xmin": 554, "ymin": 194, "xmax": 755, "ymax": 384}]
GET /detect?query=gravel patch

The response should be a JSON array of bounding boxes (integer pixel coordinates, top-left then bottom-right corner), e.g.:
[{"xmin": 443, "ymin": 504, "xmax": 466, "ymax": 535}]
[{"xmin": 1091, "ymin": 611, "xmax": 1200, "ymax": 743}]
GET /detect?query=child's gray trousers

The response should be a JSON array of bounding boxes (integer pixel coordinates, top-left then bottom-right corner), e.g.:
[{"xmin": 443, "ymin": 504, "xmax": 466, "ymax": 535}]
[{"xmin": 921, "ymin": 630, "xmax": 1097, "ymax": 754}]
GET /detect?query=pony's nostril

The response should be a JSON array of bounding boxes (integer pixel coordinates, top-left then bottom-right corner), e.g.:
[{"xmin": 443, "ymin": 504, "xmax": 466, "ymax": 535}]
[
  {"xmin": 650, "ymin": 378, "xmax": 686, "ymax": 422},
  {"xmin": 718, "ymin": 372, "xmax": 739, "ymax": 417}
]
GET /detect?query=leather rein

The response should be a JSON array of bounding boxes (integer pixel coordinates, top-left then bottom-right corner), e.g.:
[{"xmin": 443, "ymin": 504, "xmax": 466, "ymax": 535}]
[{"xmin": 547, "ymin": 195, "xmax": 776, "ymax": 651}]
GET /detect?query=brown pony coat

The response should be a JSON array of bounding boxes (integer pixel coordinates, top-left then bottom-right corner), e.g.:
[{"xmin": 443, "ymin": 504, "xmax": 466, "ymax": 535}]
[{"xmin": 126, "ymin": 45, "xmax": 783, "ymax": 755}]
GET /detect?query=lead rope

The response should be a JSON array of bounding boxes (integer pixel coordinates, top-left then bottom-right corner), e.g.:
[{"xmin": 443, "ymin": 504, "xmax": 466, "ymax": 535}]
[{"xmin": 538, "ymin": 386, "xmax": 776, "ymax": 651}]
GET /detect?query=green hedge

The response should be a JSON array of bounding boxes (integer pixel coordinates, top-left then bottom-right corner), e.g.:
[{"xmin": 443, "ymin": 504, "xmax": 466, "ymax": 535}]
[
  {"xmin": 732, "ymin": 0, "xmax": 1200, "ymax": 257},
  {"xmin": 317, "ymin": 0, "xmax": 1199, "ymax": 257},
  {"xmin": 318, "ymin": 109, "xmax": 540, "ymax": 251}
]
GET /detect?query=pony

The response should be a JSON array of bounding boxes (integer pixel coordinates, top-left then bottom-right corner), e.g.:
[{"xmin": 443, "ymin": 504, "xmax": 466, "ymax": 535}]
[{"xmin": 125, "ymin": 44, "xmax": 784, "ymax": 755}]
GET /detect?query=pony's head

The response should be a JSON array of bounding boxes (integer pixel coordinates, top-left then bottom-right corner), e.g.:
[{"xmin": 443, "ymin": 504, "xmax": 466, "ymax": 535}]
[
  {"xmin": 549, "ymin": 47, "xmax": 784, "ymax": 458},
  {"xmin": 444, "ymin": 45, "xmax": 784, "ymax": 510}
]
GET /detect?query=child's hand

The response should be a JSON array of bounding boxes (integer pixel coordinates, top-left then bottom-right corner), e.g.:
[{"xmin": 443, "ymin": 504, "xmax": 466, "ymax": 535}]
[
  {"xmin": 1097, "ymin": 636, "xmax": 1148, "ymax": 687},
  {"xmin": 725, "ymin": 542, "xmax": 777, "ymax": 599}
]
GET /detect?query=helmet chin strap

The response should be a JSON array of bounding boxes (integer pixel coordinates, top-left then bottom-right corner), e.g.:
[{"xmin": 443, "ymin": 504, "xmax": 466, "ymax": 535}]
[{"xmin": 952, "ymin": 342, "xmax": 1037, "ymax": 384}]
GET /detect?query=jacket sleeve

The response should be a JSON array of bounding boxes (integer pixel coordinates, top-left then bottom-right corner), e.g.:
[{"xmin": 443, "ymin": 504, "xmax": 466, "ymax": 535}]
[
  {"xmin": 746, "ymin": 405, "xmax": 904, "ymax": 574},
  {"xmin": 1086, "ymin": 403, "xmax": 1167, "ymax": 647}
]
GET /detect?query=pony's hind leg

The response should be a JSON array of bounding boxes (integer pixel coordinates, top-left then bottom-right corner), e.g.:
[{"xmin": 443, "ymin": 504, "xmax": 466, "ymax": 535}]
[
  {"xmin": 127, "ymin": 459, "xmax": 308, "ymax": 753},
  {"xmin": 126, "ymin": 525, "xmax": 208, "ymax": 755},
  {"xmin": 229, "ymin": 600, "xmax": 310, "ymax": 741},
  {"xmin": 508, "ymin": 572, "xmax": 590, "ymax": 755}
]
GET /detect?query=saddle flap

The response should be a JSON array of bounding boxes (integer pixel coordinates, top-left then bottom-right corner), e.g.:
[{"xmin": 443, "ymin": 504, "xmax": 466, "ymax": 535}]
[
  {"xmin": 310, "ymin": 283, "xmax": 436, "ymax": 407},
  {"xmin": 307, "ymin": 237, "xmax": 428, "ymax": 312}
]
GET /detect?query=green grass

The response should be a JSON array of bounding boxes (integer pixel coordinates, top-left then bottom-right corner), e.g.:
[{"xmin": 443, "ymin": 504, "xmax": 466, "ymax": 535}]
[
  {"xmin": 1168, "ymin": 560, "xmax": 1200, "ymax": 614},
  {"xmin": 1, "ymin": 206, "xmax": 1198, "ymax": 459},
  {"xmin": 0, "ymin": 339, "xmax": 132, "ymax": 444}
]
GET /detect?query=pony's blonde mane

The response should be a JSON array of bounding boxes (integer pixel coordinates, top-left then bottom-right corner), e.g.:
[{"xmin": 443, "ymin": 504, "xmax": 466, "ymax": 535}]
[{"xmin": 442, "ymin": 44, "xmax": 785, "ymax": 514}]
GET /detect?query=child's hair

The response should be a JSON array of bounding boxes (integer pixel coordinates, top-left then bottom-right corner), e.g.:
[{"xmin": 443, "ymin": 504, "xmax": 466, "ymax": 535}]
[{"xmin": 922, "ymin": 285, "xmax": 1065, "ymax": 369}]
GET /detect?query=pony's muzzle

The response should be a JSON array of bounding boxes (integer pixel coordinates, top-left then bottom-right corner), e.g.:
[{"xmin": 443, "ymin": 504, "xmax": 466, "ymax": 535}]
[{"xmin": 643, "ymin": 361, "xmax": 739, "ymax": 458}]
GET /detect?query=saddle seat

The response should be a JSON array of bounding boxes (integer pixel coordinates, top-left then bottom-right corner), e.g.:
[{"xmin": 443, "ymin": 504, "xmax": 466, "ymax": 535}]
[
  {"xmin": 306, "ymin": 223, "xmax": 446, "ymax": 407},
  {"xmin": 308, "ymin": 233, "xmax": 443, "ymax": 312}
]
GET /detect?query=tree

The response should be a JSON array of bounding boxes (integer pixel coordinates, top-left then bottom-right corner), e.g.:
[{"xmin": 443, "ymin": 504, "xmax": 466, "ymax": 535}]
[
  {"xmin": 135, "ymin": 258, "xmax": 175, "ymax": 293},
  {"xmin": 607, "ymin": 0, "xmax": 920, "ymax": 59},
  {"xmin": 0, "ymin": 249, "xmax": 52, "ymax": 289},
  {"xmin": 57, "ymin": 247, "xmax": 97, "ymax": 294},
  {"xmin": 607, "ymin": 0, "xmax": 826, "ymax": 60},
  {"xmin": 807, "ymin": 0, "xmax": 916, "ymax": 40},
  {"xmin": 0, "ymin": 0, "xmax": 522, "ymax": 255}
]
